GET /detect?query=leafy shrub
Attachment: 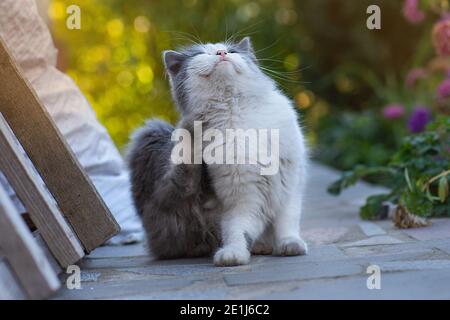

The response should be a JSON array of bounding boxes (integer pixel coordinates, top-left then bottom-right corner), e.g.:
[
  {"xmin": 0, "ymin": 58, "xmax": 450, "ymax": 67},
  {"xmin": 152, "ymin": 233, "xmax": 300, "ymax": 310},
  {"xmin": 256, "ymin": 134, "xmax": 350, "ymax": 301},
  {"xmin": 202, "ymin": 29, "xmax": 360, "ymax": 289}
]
[
  {"xmin": 328, "ymin": 117, "xmax": 450, "ymax": 219},
  {"xmin": 314, "ymin": 111, "xmax": 404, "ymax": 173}
]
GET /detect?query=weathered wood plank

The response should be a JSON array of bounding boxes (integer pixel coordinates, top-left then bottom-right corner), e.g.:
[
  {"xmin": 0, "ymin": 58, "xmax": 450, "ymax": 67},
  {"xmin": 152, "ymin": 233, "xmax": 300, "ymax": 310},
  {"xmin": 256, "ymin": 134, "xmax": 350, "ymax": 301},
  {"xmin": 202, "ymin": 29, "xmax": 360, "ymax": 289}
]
[
  {"xmin": 0, "ymin": 113, "xmax": 84, "ymax": 267},
  {"xmin": 0, "ymin": 184, "xmax": 60, "ymax": 299},
  {"xmin": 0, "ymin": 36, "xmax": 120, "ymax": 252}
]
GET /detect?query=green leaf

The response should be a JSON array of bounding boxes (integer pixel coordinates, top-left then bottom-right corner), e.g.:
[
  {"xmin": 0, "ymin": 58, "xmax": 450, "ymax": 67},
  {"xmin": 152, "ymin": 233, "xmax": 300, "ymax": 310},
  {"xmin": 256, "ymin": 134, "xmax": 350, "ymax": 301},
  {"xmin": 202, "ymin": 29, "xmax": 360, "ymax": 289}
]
[
  {"xmin": 360, "ymin": 193, "xmax": 393, "ymax": 220},
  {"xmin": 404, "ymin": 168, "xmax": 413, "ymax": 192},
  {"xmin": 327, "ymin": 166, "xmax": 396, "ymax": 196},
  {"xmin": 401, "ymin": 188, "xmax": 433, "ymax": 217},
  {"xmin": 425, "ymin": 187, "xmax": 439, "ymax": 202},
  {"xmin": 438, "ymin": 176, "xmax": 449, "ymax": 203}
]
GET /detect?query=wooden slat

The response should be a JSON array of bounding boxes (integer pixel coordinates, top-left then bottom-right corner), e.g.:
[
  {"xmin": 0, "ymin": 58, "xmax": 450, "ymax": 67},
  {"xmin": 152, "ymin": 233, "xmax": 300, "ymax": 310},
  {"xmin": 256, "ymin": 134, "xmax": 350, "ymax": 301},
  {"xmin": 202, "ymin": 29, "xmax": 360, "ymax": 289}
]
[
  {"xmin": 0, "ymin": 36, "xmax": 120, "ymax": 252},
  {"xmin": 0, "ymin": 113, "xmax": 84, "ymax": 267},
  {"xmin": 0, "ymin": 184, "xmax": 60, "ymax": 299}
]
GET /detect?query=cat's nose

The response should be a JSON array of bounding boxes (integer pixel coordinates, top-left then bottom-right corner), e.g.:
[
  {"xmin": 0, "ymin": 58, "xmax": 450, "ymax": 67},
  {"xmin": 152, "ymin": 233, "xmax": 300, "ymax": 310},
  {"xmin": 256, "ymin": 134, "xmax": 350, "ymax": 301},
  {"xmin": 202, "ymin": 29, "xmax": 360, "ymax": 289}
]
[{"xmin": 216, "ymin": 50, "xmax": 227, "ymax": 58}]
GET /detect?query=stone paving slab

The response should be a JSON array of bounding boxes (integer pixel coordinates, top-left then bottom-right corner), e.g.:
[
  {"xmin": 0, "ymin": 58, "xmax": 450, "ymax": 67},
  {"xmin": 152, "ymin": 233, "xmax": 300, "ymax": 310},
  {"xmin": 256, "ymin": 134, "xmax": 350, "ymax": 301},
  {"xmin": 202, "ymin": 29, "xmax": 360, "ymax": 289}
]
[
  {"xmin": 340, "ymin": 235, "xmax": 404, "ymax": 247},
  {"xmin": 53, "ymin": 163, "xmax": 450, "ymax": 300},
  {"xmin": 88, "ymin": 242, "xmax": 148, "ymax": 259},
  {"xmin": 358, "ymin": 221, "xmax": 387, "ymax": 237},
  {"xmin": 55, "ymin": 277, "xmax": 198, "ymax": 300},
  {"xmin": 223, "ymin": 260, "xmax": 363, "ymax": 286},
  {"xmin": 402, "ymin": 219, "xmax": 450, "ymax": 241},
  {"xmin": 250, "ymin": 270, "xmax": 450, "ymax": 300}
]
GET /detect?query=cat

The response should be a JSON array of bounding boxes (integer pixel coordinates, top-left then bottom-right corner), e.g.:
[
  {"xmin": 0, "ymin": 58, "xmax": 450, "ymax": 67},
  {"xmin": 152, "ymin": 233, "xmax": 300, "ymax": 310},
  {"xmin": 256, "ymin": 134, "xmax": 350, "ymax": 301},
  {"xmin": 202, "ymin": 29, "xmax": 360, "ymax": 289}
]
[{"xmin": 127, "ymin": 37, "xmax": 308, "ymax": 266}]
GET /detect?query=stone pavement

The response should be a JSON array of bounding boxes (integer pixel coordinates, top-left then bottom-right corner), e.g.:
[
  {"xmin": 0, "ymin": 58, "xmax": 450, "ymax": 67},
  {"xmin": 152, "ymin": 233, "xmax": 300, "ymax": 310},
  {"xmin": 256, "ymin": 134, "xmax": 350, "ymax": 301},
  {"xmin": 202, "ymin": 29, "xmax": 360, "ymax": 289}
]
[{"xmin": 53, "ymin": 163, "xmax": 450, "ymax": 299}]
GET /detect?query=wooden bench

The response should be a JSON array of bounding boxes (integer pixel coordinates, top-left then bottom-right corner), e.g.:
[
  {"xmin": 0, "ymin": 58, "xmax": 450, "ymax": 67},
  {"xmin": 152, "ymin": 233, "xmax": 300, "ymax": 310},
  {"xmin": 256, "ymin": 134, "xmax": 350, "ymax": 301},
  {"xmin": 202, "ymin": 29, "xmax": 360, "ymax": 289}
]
[{"xmin": 0, "ymin": 36, "xmax": 120, "ymax": 299}]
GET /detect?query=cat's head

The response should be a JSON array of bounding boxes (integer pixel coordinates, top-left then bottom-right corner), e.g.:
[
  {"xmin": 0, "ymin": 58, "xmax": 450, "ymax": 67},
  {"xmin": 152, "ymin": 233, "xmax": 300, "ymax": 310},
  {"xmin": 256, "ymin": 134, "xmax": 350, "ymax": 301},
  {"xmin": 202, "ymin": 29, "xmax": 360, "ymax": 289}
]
[{"xmin": 162, "ymin": 37, "xmax": 267, "ymax": 112}]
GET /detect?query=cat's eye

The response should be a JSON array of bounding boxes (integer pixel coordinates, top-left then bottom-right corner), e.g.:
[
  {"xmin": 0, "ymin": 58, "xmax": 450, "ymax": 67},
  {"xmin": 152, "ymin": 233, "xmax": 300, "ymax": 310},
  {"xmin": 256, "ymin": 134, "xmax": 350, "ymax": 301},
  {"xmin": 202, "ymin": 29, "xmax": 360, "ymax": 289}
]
[{"xmin": 229, "ymin": 49, "xmax": 237, "ymax": 53}]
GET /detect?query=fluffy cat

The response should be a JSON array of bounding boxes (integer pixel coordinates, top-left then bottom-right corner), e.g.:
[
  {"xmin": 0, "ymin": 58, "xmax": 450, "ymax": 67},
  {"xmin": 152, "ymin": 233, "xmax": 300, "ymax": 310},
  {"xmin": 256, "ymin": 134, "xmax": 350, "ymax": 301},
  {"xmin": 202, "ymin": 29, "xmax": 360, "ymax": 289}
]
[{"xmin": 127, "ymin": 37, "xmax": 308, "ymax": 266}]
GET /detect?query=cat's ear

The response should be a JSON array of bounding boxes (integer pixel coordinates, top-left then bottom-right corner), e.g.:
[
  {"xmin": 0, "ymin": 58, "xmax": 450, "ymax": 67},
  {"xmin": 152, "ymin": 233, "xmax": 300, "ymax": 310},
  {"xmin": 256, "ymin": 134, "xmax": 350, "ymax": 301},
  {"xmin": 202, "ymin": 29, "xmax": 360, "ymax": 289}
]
[
  {"xmin": 236, "ymin": 37, "xmax": 253, "ymax": 53},
  {"xmin": 163, "ymin": 50, "xmax": 185, "ymax": 76}
]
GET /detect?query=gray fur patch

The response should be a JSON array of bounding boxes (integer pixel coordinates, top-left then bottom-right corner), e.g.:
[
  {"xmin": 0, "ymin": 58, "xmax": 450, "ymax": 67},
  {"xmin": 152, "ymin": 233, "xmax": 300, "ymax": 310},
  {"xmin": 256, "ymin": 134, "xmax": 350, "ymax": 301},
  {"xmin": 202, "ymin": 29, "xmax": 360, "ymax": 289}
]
[{"xmin": 244, "ymin": 232, "xmax": 254, "ymax": 251}]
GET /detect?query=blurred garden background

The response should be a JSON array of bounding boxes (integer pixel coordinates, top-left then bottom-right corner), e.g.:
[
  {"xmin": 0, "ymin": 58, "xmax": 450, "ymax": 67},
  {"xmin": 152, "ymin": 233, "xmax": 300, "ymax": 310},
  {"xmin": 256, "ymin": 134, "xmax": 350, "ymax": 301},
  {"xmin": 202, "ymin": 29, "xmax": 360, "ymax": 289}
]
[{"xmin": 42, "ymin": 0, "xmax": 449, "ymax": 220}]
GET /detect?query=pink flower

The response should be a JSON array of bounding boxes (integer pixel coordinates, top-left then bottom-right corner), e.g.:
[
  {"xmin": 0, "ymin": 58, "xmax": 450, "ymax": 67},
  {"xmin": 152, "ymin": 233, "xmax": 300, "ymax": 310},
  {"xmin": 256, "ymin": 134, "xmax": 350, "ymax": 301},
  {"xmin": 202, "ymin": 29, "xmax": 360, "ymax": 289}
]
[
  {"xmin": 437, "ymin": 78, "xmax": 450, "ymax": 99},
  {"xmin": 383, "ymin": 104, "xmax": 405, "ymax": 119},
  {"xmin": 440, "ymin": 12, "xmax": 450, "ymax": 22},
  {"xmin": 432, "ymin": 19, "xmax": 450, "ymax": 56},
  {"xmin": 403, "ymin": 0, "xmax": 425, "ymax": 24},
  {"xmin": 405, "ymin": 68, "xmax": 427, "ymax": 88}
]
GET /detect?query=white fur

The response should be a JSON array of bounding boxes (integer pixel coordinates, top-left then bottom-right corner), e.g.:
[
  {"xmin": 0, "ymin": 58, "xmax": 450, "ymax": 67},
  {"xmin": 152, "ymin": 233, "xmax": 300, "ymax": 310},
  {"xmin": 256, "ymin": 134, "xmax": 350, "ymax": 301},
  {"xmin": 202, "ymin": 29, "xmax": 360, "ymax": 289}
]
[{"xmin": 183, "ymin": 42, "xmax": 308, "ymax": 266}]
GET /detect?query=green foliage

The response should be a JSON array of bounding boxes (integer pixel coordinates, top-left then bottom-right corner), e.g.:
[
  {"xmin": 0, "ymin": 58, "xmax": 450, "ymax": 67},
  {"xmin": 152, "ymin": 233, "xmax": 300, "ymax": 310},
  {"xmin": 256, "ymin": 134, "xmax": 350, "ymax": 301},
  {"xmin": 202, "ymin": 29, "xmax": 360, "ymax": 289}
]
[
  {"xmin": 328, "ymin": 117, "xmax": 450, "ymax": 219},
  {"xmin": 360, "ymin": 194, "xmax": 395, "ymax": 220},
  {"xmin": 293, "ymin": 0, "xmax": 433, "ymax": 108},
  {"xmin": 314, "ymin": 111, "xmax": 407, "ymax": 178},
  {"xmin": 327, "ymin": 165, "xmax": 397, "ymax": 195}
]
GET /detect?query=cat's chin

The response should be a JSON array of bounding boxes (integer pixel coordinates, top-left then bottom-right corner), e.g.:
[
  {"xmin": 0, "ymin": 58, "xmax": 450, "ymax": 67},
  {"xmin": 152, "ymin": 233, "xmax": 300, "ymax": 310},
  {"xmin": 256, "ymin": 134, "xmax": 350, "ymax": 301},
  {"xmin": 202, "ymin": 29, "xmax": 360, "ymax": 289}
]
[
  {"xmin": 214, "ymin": 60, "xmax": 241, "ymax": 75},
  {"xmin": 197, "ymin": 64, "xmax": 234, "ymax": 79},
  {"xmin": 214, "ymin": 63, "xmax": 232, "ymax": 74}
]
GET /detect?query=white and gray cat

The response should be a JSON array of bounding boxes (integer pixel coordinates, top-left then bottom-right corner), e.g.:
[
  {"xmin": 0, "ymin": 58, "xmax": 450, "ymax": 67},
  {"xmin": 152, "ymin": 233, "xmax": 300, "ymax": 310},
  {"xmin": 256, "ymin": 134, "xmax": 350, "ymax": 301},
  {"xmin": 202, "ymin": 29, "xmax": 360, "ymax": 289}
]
[{"xmin": 127, "ymin": 37, "xmax": 308, "ymax": 266}]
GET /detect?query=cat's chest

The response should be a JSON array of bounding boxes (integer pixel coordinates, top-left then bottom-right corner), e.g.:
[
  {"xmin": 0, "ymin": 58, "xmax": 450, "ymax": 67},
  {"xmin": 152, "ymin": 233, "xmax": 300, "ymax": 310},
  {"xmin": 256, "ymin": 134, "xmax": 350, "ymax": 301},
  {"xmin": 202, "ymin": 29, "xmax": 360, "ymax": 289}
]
[{"xmin": 197, "ymin": 97, "xmax": 265, "ymax": 129}]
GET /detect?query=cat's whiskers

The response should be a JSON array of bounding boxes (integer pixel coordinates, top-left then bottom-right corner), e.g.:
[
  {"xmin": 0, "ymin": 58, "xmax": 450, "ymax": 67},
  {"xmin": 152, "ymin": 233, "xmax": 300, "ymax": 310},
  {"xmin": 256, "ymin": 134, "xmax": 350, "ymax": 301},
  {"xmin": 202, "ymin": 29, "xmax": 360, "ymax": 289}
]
[
  {"xmin": 259, "ymin": 65, "xmax": 309, "ymax": 84},
  {"xmin": 224, "ymin": 20, "xmax": 263, "ymax": 45},
  {"xmin": 167, "ymin": 30, "xmax": 204, "ymax": 47},
  {"xmin": 254, "ymin": 38, "xmax": 282, "ymax": 55}
]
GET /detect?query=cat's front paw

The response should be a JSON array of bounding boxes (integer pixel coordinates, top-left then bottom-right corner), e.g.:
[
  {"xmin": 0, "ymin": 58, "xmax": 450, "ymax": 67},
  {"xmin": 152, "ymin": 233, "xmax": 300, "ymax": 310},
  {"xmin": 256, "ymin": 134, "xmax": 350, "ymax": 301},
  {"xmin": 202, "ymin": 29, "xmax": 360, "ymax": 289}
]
[
  {"xmin": 214, "ymin": 246, "xmax": 250, "ymax": 267},
  {"xmin": 274, "ymin": 237, "xmax": 308, "ymax": 256}
]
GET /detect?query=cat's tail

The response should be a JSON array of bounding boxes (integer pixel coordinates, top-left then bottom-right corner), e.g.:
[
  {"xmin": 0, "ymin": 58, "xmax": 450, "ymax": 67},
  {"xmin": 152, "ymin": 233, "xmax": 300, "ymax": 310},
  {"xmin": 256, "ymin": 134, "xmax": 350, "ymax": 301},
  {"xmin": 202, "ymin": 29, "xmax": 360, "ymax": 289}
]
[
  {"xmin": 126, "ymin": 119, "xmax": 174, "ymax": 160},
  {"xmin": 126, "ymin": 119, "xmax": 175, "ymax": 215}
]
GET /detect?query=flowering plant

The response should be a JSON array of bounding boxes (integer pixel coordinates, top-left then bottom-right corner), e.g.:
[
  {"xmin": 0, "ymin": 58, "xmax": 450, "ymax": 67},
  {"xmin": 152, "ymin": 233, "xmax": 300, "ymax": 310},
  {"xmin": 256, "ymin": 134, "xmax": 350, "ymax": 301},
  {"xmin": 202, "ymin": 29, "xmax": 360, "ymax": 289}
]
[
  {"xmin": 328, "ymin": 1, "xmax": 450, "ymax": 222},
  {"xmin": 328, "ymin": 117, "xmax": 450, "ymax": 220}
]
